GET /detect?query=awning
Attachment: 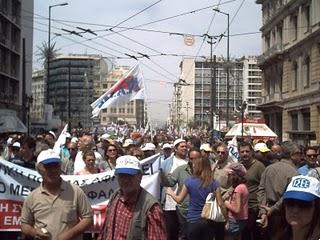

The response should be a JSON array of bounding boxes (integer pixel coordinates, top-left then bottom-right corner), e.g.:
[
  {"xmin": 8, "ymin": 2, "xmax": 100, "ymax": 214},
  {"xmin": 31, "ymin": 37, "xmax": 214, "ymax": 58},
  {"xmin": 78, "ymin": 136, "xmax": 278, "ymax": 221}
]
[
  {"xmin": 0, "ymin": 115, "xmax": 27, "ymax": 133},
  {"xmin": 225, "ymin": 122, "xmax": 277, "ymax": 140}
]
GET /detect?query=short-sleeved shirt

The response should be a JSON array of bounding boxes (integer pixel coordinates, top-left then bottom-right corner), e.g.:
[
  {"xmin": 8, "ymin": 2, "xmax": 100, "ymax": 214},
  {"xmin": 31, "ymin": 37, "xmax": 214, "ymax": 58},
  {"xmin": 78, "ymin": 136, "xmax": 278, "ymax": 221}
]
[
  {"xmin": 20, "ymin": 179, "xmax": 93, "ymax": 240},
  {"xmin": 184, "ymin": 176, "xmax": 220, "ymax": 222},
  {"xmin": 228, "ymin": 183, "xmax": 249, "ymax": 220}
]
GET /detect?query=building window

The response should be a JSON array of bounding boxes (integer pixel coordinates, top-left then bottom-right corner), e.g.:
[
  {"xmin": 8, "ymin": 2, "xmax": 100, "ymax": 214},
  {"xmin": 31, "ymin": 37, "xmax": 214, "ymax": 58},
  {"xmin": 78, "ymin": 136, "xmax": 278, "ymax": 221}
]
[
  {"xmin": 291, "ymin": 14, "xmax": 298, "ymax": 41},
  {"xmin": 291, "ymin": 113, "xmax": 298, "ymax": 130},
  {"xmin": 303, "ymin": 5, "xmax": 310, "ymax": 33},
  {"xmin": 303, "ymin": 55, "xmax": 311, "ymax": 88},
  {"xmin": 292, "ymin": 61, "xmax": 298, "ymax": 91},
  {"xmin": 102, "ymin": 117, "xmax": 106, "ymax": 121},
  {"xmin": 302, "ymin": 111, "xmax": 310, "ymax": 131}
]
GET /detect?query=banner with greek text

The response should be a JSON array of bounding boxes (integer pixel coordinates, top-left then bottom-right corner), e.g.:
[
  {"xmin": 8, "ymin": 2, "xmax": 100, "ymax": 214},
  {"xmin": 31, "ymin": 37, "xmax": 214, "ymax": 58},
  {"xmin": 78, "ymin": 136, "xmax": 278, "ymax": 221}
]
[{"xmin": 0, "ymin": 153, "xmax": 160, "ymax": 231}]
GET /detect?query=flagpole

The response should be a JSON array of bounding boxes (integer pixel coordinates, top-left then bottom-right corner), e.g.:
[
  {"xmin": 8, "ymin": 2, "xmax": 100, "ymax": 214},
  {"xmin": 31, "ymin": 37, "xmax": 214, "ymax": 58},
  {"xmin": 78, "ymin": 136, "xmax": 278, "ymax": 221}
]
[{"xmin": 138, "ymin": 62, "xmax": 152, "ymax": 136}]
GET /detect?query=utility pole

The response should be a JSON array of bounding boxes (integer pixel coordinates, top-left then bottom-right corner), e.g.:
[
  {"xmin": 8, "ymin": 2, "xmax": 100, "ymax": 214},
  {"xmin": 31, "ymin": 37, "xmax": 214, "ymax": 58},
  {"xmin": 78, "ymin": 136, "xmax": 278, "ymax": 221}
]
[
  {"xmin": 186, "ymin": 101, "xmax": 189, "ymax": 126},
  {"xmin": 68, "ymin": 63, "xmax": 71, "ymax": 132}
]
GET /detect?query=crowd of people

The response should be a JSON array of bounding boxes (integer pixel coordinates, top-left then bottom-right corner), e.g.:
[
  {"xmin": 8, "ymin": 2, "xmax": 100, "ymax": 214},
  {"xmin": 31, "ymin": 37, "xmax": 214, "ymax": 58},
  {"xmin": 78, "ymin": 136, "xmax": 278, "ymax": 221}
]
[{"xmin": 0, "ymin": 127, "xmax": 320, "ymax": 240}]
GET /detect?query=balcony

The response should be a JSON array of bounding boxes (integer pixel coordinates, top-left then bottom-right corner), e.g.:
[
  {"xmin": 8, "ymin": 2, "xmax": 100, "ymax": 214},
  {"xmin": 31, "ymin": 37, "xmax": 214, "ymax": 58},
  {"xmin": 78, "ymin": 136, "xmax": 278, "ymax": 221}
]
[
  {"xmin": 257, "ymin": 92, "xmax": 283, "ymax": 107},
  {"xmin": 258, "ymin": 43, "xmax": 283, "ymax": 65}
]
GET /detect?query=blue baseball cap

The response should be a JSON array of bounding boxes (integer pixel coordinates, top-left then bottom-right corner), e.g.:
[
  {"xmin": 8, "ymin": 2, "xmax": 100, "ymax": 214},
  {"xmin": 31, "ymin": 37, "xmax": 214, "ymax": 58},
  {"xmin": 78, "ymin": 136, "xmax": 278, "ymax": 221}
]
[
  {"xmin": 37, "ymin": 149, "xmax": 62, "ymax": 165},
  {"xmin": 115, "ymin": 155, "xmax": 142, "ymax": 175},
  {"xmin": 283, "ymin": 176, "xmax": 320, "ymax": 202}
]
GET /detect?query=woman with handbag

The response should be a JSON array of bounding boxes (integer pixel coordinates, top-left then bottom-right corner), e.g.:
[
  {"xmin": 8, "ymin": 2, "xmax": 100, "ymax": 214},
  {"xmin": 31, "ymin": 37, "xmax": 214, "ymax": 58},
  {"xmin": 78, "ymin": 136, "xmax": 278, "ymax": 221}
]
[
  {"xmin": 224, "ymin": 162, "xmax": 249, "ymax": 240},
  {"xmin": 166, "ymin": 156, "xmax": 227, "ymax": 240}
]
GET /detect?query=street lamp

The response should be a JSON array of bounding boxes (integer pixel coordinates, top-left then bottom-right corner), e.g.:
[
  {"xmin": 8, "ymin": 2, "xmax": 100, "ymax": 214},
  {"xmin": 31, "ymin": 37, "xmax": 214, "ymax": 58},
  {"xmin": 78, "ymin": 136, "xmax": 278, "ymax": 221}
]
[
  {"xmin": 47, "ymin": 2, "xmax": 68, "ymax": 103},
  {"xmin": 213, "ymin": 8, "xmax": 230, "ymax": 128}
]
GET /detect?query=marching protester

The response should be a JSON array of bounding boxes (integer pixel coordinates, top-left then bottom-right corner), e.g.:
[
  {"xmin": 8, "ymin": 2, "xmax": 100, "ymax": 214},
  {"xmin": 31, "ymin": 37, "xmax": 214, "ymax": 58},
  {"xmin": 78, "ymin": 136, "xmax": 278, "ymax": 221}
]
[
  {"xmin": 128, "ymin": 146, "xmax": 144, "ymax": 160},
  {"xmin": 75, "ymin": 150, "xmax": 103, "ymax": 175},
  {"xmin": 253, "ymin": 142, "xmax": 271, "ymax": 167},
  {"xmin": 61, "ymin": 141, "xmax": 78, "ymax": 175},
  {"xmin": 11, "ymin": 136, "xmax": 37, "ymax": 169},
  {"xmin": 298, "ymin": 146, "xmax": 319, "ymax": 175},
  {"xmin": 238, "ymin": 142, "xmax": 265, "ymax": 240},
  {"xmin": 274, "ymin": 175, "xmax": 320, "ymax": 240},
  {"xmin": 97, "ymin": 155, "xmax": 167, "ymax": 239},
  {"xmin": 158, "ymin": 143, "xmax": 173, "ymax": 163},
  {"xmin": 166, "ymin": 155, "xmax": 226, "ymax": 240},
  {"xmin": 74, "ymin": 133, "xmax": 104, "ymax": 174},
  {"xmin": 257, "ymin": 141, "xmax": 301, "ymax": 239},
  {"xmin": 224, "ymin": 162, "xmax": 249, "ymax": 240},
  {"xmin": 161, "ymin": 138, "xmax": 188, "ymax": 240},
  {"xmin": 10, "ymin": 141, "xmax": 21, "ymax": 161},
  {"xmin": 141, "ymin": 142, "xmax": 156, "ymax": 158},
  {"xmin": 161, "ymin": 148, "xmax": 201, "ymax": 240},
  {"xmin": 213, "ymin": 142, "xmax": 234, "ymax": 240},
  {"xmin": 20, "ymin": 149, "xmax": 93, "ymax": 240},
  {"xmin": 102, "ymin": 143, "xmax": 120, "ymax": 170}
]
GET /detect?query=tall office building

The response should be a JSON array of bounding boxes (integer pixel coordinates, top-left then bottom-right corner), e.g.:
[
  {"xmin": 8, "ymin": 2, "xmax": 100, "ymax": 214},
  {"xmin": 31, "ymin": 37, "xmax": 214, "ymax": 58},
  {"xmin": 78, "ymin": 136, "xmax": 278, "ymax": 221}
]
[
  {"xmin": 100, "ymin": 66, "xmax": 145, "ymax": 127},
  {"xmin": 256, "ymin": 0, "xmax": 320, "ymax": 144},
  {"xmin": 0, "ymin": 0, "xmax": 33, "ymax": 130},
  {"xmin": 242, "ymin": 56, "xmax": 262, "ymax": 118},
  {"xmin": 175, "ymin": 57, "xmax": 255, "ymax": 130},
  {"xmin": 48, "ymin": 54, "xmax": 109, "ymax": 129}
]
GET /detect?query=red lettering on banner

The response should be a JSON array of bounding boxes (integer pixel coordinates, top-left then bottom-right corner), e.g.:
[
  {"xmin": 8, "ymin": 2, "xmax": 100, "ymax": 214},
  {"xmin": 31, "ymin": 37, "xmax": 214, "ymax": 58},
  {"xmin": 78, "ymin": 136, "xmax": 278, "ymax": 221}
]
[{"xmin": 0, "ymin": 199, "xmax": 23, "ymax": 230}]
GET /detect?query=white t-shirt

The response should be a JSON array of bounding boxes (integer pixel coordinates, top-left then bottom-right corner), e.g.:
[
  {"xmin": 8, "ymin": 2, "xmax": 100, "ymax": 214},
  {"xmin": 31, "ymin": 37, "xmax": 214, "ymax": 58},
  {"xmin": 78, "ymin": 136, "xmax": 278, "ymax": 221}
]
[{"xmin": 163, "ymin": 155, "xmax": 187, "ymax": 211}]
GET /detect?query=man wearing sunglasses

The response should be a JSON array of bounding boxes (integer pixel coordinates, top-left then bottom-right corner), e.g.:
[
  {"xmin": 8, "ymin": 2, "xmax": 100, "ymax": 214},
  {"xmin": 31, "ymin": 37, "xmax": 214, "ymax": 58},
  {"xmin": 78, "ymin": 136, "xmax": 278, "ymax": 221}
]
[{"xmin": 298, "ymin": 146, "xmax": 319, "ymax": 175}]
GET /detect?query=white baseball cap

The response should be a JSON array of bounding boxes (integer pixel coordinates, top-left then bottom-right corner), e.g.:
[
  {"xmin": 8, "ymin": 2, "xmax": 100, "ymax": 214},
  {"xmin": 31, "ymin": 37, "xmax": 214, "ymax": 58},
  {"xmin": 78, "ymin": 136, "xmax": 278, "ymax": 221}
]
[
  {"xmin": 162, "ymin": 143, "xmax": 172, "ymax": 150},
  {"xmin": 37, "ymin": 149, "xmax": 62, "ymax": 165},
  {"xmin": 200, "ymin": 143, "xmax": 212, "ymax": 152},
  {"xmin": 115, "ymin": 155, "xmax": 142, "ymax": 175},
  {"xmin": 12, "ymin": 142, "xmax": 21, "ymax": 148},
  {"xmin": 173, "ymin": 138, "xmax": 186, "ymax": 147},
  {"xmin": 100, "ymin": 133, "xmax": 110, "ymax": 141},
  {"xmin": 48, "ymin": 131, "xmax": 56, "ymax": 139},
  {"xmin": 123, "ymin": 139, "xmax": 134, "ymax": 148},
  {"xmin": 141, "ymin": 143, "xmax": 156, "ymax": 151},
  {"xmin": 284, "ymin": 176, "xmax": 320, "ymax": 202}
]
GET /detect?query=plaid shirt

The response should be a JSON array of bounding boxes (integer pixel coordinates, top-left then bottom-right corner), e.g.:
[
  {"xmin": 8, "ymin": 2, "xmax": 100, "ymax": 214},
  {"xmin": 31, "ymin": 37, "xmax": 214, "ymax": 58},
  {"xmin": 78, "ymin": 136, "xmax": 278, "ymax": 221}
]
[{"xmin": 98, "ymin": 193, "xmax": 167, "ymax": 240}]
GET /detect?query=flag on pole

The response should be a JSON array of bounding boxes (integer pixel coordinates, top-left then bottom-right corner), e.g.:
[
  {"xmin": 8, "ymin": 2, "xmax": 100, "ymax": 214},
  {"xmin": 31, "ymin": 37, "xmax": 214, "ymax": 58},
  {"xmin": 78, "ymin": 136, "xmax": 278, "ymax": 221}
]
[
  {"xmin": 53, "ymin": 124, "xmax": 68, "ymax": 154},
  {"xmin": 227, "ymin": 136, "xmax": 240, "ymax": 163},
  {"xmin": 91, "ymin": 63, "xmax": 145, "ymax": 117}
]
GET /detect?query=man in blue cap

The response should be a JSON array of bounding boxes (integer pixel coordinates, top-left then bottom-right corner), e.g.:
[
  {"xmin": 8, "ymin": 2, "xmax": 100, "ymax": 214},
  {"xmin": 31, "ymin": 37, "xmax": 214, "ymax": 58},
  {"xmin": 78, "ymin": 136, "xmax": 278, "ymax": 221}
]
[
  {"xmin": 21, "ymin": 149, "xmax": 93, "ymax": 240},
  {"xmin": 98, "ymin": 155, "xmax": 167, "ymax": 240}
]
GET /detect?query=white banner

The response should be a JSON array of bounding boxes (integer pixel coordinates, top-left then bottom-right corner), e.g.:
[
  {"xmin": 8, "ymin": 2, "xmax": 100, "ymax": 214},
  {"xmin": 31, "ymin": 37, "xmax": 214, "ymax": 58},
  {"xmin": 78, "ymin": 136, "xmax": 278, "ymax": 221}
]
[{"xmin": 0, "ymin": 153, "xmax": 160, "ymax": 231}]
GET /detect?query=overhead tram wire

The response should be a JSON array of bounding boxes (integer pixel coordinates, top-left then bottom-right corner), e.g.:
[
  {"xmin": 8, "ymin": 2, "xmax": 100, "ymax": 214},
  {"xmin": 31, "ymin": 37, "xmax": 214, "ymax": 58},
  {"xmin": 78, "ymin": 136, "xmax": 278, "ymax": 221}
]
[
  {"xmin": 212, "ymin": 0, "xmax": 246, "ymax": 52},
  {"xmin": 182, "ymin": 0, "xmax": 223, "ymax": 85},
  {"xmin": 109, "ymin": 0, "xmax": 163, "ymax": 31}
]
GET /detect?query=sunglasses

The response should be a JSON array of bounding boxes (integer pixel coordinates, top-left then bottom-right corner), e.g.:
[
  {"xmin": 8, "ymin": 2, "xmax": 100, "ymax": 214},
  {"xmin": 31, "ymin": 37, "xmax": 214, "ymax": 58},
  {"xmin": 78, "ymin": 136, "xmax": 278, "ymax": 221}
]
[
  {"xmin": 68, "ymin": 148, "xmax": 77, "ymax": 151},
  {"xmin": 217, "ymin": 151, "xmax": 226, "ymax": 154},
  {"xmin": 306, "ymin": 154, "xmax": 318, "ymax": 158},
  {"xmin": 108, "ymin": 149, "xmax": 117, "ymax": 152},
  {"xmin": 284, "ymin": 199, "xmax": 314, "ymax": 209}
]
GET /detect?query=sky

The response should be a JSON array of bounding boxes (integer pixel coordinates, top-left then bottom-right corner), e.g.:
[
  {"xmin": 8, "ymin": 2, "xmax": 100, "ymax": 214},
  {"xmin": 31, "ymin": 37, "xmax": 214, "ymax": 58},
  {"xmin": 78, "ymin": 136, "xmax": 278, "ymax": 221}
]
[{"xmin": 31, "ymin": 0, "xmax": 262, "ymax": 127}]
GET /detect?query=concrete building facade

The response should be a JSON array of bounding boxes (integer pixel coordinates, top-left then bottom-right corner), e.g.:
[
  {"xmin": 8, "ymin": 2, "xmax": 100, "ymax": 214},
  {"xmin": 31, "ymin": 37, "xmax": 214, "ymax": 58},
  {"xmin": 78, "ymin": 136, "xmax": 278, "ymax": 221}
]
[
  {"xmin": 100, "ymin": 66, "xmax": 145, "ymax": 127},
  {"xmin": 175, "ymin": 57, "xmax": 261, "ymax": 130},
  {"xmin": 256, "ymin": 0, "xmax": 320, "ymax": 145},
  {"xmin": 48, "ymin": 54, "xmax": 109, "ymax": 129},
  {"xmin": 0, "ymin": 0, "xmax": 33, "ymax": 129},
  {"xmin": 242, "ymin": 56, "xmax": 262, "ymax": 118}
]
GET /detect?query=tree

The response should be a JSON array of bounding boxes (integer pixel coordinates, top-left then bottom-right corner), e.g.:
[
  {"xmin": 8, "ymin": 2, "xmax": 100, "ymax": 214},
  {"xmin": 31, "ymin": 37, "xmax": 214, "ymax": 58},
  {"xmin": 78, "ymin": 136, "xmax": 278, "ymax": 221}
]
[{"xmin": 36, "ymin": 41, "xmax": 60, "ymax": 68}]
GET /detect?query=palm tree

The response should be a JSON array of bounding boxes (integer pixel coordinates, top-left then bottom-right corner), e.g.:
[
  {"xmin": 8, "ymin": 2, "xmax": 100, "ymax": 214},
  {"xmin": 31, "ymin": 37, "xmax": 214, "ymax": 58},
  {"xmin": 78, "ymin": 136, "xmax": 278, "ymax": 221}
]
[{"xmin": 36, "ymin": 41, "xmax": 60, "ymax": 68}]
